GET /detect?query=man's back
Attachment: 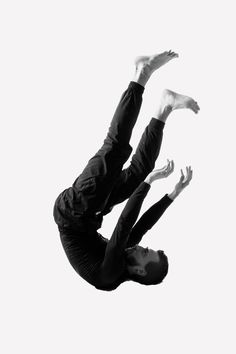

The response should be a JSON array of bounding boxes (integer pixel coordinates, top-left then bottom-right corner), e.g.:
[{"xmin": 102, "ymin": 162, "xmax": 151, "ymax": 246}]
[{"xmin": 58, "ymin": 228, "xmax": 127, "ymax": 290}]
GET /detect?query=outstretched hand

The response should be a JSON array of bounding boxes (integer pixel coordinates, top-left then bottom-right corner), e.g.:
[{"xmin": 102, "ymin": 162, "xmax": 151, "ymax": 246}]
[
  {"xmin": 175, "ymin": 166, "xmax": 193, "ymax": 194},
  {"xmin": 145, "ymin": 159, "xmax": 174, "ymax": 184},
  {"xmin": 168, "ymin": 166, "xmax": 193, "ymax": 200}
]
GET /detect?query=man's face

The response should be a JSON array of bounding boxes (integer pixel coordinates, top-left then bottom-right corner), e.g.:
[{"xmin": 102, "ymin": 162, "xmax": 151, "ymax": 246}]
[{"xmin": 125, "ymin": 245, "xmax": 164, "ymax": 269}]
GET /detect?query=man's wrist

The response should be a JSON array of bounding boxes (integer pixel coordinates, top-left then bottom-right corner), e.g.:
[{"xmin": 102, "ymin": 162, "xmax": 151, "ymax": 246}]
[
  {"xmin": 168, "ymin": 189, "xmax": 178, "ymax": 200},
  {"xmin": 144, "ymin": 176, "xmax": 152, "ymax": 185}
]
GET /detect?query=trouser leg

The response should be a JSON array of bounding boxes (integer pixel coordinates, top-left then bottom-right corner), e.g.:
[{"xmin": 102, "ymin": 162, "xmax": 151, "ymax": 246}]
[
  {"xmin": 102, "ymin": 118, "xmax": 165, "ymax": 213},
  {"xmin": 72, "ymin": 81, "xmax": 145, "ymax": 213},
  {"xmin": 128, "ymin": 118, "xmax": 165, "ymax": 180}
]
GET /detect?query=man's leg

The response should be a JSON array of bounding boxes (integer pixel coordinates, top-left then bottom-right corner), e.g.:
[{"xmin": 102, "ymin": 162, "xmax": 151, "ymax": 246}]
[
  {"xmin": 71, "ymin": 81, "xmax": 144, "ymax": 213},
  {"xmin": 72, "ymin": 51, "xmax": 179, "ymax": 214},
  {"xmin": 103, "ymin": 88, "xmax": 200, "ymax": 212}
]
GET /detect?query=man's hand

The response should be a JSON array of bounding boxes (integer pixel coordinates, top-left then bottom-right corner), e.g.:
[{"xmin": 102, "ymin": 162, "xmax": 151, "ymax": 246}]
[
  {"xmin": 168, "ymin": 166, "xmax": 193, "ymax": 200},
  {"xmin": 144, "ymin": 159, "xmax": 174, "ymax": 185}
]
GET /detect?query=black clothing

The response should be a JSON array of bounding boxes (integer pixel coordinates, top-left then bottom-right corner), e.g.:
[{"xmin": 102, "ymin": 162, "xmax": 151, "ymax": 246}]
[{"xmin": 53, "ymin": 81, "xmax": 173, "ymax": 291}]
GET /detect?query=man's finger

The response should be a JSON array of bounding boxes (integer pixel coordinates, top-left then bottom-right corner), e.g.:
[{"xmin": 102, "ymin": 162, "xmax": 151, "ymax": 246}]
[
  {"xmin": 187, "ymin": 166, "xmax": 191, "ymax": 177},
  {"xmin": 180, "ymin": 169, "xmax": 185, "ymax": 181},
  {"xmin": 185, "ymin": 169, "xmax": 192, "ymax": 184},
  {"xmin": 166, "ymin": 161, "xmax": 171, "ymax": 172},
  {"xmin": 187, "ymin": 168, "xmax": 191, "ymax": 179},
  {"xmin": 168, "ymin": 160, "xmax": 174, "ymax": 174},
  {"xmin": 164, "ymin": 164, "xmax": 169, "ymax": 173},
  {"xmin": 188, "ymin": 166, "xmax": 193, "ymax": 179}
]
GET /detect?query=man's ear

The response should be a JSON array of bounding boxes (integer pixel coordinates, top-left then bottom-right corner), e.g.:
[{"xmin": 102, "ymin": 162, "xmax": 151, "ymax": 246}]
[{"xmin": 132, "ymin": 266, "xmax": 146, "ymax": 276}]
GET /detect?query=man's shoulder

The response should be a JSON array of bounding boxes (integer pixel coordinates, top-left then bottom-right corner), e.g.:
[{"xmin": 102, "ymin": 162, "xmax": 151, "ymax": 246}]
[{"xmin": 95, "ymin": 274, "xmax": 127, "ymax": 291}]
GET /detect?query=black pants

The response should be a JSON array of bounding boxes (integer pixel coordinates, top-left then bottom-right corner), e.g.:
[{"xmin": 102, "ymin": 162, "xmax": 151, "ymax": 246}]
[{"xmin": 70, "ymin": 81, "xmax": 165, "ymax": 217}]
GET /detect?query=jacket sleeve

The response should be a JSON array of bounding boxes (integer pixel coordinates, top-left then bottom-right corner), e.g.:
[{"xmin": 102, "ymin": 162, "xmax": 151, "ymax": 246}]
[
  {"xmin": 126, "ymin": 194, "xmax": 173, "ymax": 247},
  {"xmin": 99, "ymin": 182, "xmax": 150, "ymax": 280}
]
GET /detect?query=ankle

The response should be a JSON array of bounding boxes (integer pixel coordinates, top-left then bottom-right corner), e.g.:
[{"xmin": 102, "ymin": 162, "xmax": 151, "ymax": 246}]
[
  {"xmin": 132, "ymin": 70, "xmax": 150, "ymax": 87},
  {"xmin": 153, "ymin": 105, "xmax": 172, "ymax": 122}
]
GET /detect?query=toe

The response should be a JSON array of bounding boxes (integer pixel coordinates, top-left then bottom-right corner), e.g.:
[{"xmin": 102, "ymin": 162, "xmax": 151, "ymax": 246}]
[{"xmin": 169, "ymin": 51, "xmax": 179, "ymax": 58}]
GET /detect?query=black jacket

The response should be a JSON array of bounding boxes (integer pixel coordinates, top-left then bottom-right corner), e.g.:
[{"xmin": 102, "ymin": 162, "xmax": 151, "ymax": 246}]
[{"xmin": 53, "ymin": 181, "xmax": 173, "ymax": 291}]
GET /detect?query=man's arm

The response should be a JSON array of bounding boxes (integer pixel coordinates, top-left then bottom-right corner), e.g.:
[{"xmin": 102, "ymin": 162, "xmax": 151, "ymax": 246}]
[
  {"xmin": 101, "ymin": 160, "xmax": 174, "ymax": 261},
  {"xmin": 99, "ymin": 181, "xmax": 151, "ymax": 281},
  {"xmin": 126, "ymin": 193, "xmax": 173, "ymax": 247},
  {"xmin": 104, "ymin": 181, "xmax": 151, "ymax": 253}
]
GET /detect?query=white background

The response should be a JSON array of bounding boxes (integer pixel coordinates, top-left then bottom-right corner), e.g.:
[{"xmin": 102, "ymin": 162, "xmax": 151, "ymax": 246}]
[{"xmin": 1, "ymin": 0, "xmax": 235, "ymax": 353}]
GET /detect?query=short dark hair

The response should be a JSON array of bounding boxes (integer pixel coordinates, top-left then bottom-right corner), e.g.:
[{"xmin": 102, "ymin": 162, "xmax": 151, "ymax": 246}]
[{"xmin": 127, "ymin": 254, "xmax": 169, "ymax": 285}]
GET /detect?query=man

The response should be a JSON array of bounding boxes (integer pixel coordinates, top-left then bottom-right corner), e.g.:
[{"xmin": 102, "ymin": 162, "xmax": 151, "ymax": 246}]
[{"xmin": 53, "ymin": 50, "xmax": 200, "ymax": 291}]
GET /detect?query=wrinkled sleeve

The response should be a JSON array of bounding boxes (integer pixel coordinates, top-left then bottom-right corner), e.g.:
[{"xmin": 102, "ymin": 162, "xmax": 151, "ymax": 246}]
[{"xmin": 99, "ymin": 182, "xmax": 150, "ymax": 281}]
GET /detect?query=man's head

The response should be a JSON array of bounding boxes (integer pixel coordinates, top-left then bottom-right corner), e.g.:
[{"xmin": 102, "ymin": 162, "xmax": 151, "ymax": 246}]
[{"xmin": 125, "ymin": 245, "xmax": 169, "ymax": 285}]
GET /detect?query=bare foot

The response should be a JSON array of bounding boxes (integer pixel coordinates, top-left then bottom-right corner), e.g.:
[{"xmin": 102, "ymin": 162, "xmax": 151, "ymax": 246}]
[
  {"xmin": 162, "ymin": 89, "xmax": 200, "ymax": 114},
  {"xmin": 134, "ymin": 50, "xmax": 179, "ymax": 76}
]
